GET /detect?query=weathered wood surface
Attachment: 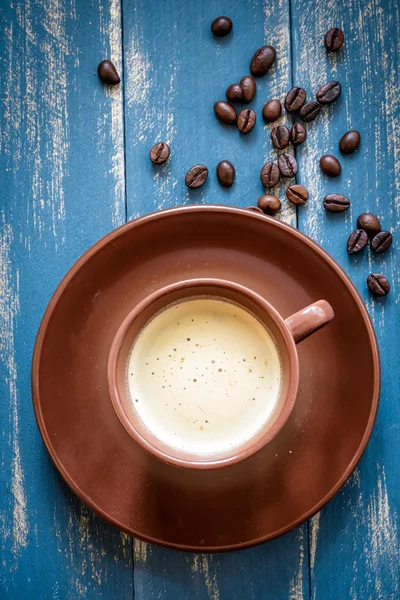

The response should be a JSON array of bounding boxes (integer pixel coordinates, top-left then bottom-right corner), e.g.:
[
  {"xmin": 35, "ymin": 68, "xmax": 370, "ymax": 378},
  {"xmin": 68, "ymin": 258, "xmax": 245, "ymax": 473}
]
[{"xmin": 0, "ymin": 0, "xmax": 398, "ymax": 598}]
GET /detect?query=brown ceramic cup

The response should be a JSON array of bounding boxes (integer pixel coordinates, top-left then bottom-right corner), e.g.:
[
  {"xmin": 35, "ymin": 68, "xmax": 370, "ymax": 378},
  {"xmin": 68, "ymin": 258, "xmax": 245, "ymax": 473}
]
[{"xmin": 108, "ymin": 279, "xmax": 334, "ymax": 469}]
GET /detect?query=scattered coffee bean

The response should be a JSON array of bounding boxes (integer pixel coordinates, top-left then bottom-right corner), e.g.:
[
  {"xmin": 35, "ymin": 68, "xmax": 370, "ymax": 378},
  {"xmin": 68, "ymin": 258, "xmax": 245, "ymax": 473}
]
[
  {"xmin": 323, "ymin": 193, "xmax": 350, "ymax": 212},
  {"xmin": 320, "ymin": 155, "xmax": 342, "ymax": 176},
  {"xmin": 271, "ymin": 125, "xmax": 290, "ymax": 149},
  {"xmin": 258, "ymin": 194, "xmax": 281, "ymax": 214},
  {"xmin": 347, "ymin": 229, "xmax": 368, "ymax": 254},
  {"xmin": 260, "ymin": 162, "xmax": 280, "ymax": 187},
  {"xmin": 284, "ymin": 87, "xmax": 306, "ymax": 111},
  {"xmin": 226, "ymin": 76, "xmax": 256, "ymax": 103},
  {"xmin": 262, "ymin": 99, "xmax": 282, "ymax": 122},
  {"xmin": 185, "ymin": 165, "xmax": 208, "ymax": 188},
  {"xmin": 357, "ymin": 213, "xmax": 381, "ymax": 238},
  {"xmin": 371, "ymin": 231, "xmax": 393, "ymax": 254},
  {"xmin": 97, "ymin": 60, "xmax": 120, "ymax": 85},
  {"xmin": 299, "ymin": 101, "xmax": 321, "ymax": 122},
  {"xmin": 246, "ymin": 206, "xmax": 264, "ymax": 214},
  {"xmin": 214, "ymin": 101, "xmax": 237, "ymax": 124},
  {"xmin": 367, "ymin": 273, "xmax": 390, "ymax": 296},
  {"xmin": 237, "ymin": 108, "xmax": 256, "ymax": 134},
  {"xmin": 216, "ymin": 160, "xmax": 235, "ymax": 187},
  {"xmin": 324, "ymin": 28, "xmax": 344, "ymax": 51},
  {"xmin": 290, "ymin": 123, "xmax": 307, "ymax": 145},
  {"xmin": 149, "ymin": 142, "xmax": 170, "ymax": 165},
  {"xmin": 211, "ymin": 16, "xmax": 232, "ymax": 36},
  {"xmin": 340, "ymin": 130, "xmax": 361, "ymax": 154},
  {"xmin": 316, "ymin": 81, "xmax": 341, "ymax": 104},
  {"xmin": 286, "ymin": 185, "xmax": 308, "ymax": 205},
  {"xmin": 278, "ymin": 154, "xmax": 298, "ymax": 178},
  {"xmin": 250, "ymin": 45, "xmax": 276, "ymax": 77}
]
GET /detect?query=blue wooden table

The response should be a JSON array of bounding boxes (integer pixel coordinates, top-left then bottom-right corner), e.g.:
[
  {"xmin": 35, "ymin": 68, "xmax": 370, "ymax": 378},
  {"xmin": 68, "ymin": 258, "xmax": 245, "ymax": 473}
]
[{"xmin": 1, "ymin": 0, "xmax": 399, "ymax": 597}]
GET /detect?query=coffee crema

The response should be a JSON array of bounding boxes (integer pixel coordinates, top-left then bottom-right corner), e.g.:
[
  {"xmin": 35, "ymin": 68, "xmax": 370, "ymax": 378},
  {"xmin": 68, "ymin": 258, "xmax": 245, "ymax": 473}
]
[{"xmin": 127, "ymin": 298, "xmax": 281, "ymax": 455}]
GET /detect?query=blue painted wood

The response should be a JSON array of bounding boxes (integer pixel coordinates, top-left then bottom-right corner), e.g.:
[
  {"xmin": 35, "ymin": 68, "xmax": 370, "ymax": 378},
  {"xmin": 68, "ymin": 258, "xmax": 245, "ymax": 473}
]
[
  {"xmin": 291, "ymin": 0, "xmax": 400, "ymax": 598},
  {"xmin": 0, "ymin": 1, "xmax": 133, "ymax": 598}
]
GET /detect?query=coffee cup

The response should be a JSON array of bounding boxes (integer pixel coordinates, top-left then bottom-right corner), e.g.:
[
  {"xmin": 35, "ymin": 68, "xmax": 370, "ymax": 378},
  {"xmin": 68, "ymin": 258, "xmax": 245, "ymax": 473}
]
[{"xmin": 108, "ymin": 279, "xmax": 334, "ymax": 469}]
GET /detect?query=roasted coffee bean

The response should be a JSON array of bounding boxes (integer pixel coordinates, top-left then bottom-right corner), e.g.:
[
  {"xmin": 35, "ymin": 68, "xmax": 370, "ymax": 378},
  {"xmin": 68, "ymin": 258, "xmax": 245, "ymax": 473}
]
[
  {"xmin": 262, "ymin": 99, "xmax": 282, "ymax": 122},
  {"xmin": 356, "ymin": 213, "xmax": 381, "ymax": 238},
  {"xmin": 185, "ymin": 165, "xmax": 208, "ymax": 188},
  {"xmin": 367, "ymin": 273, "xmax": 390, "ymax": 296},
  {"xmin": 149, "ymin": 142, "xmax": 170, "ymax": 165},
  {"xmin": 226, "ymin": 84, "xmax": 243, "ymax": 102},
  {"xmin": 226, "ymin": 76, "xmax": 256, "ymax": 103},
  {"xmin": 323, "ymin": 194, "xmax": 350, "ymax": 212},
  {"xmin": 271, "ymin": 125, "xmax": 290, "ymax": 149},
  {"xmin": 278, "ymin": 153, "xmax": 298, "ymax": 178},
  {"xmin": 98, "ymin": 60, "xmax": 120, "ymax": 85},
  {"xmin": 284, "ymin": 87, "xmax": 306, "ymax": 111},
  {"xmin": 347, "ymin": 229, "xmax": 368, "ymax": 254},
  {"xmin": 340, "ymin": 130, "xmax": 361, "ymax": 154},
  {"xmin": 286, "ymin": 185, "xmax": 308, "ymax": 205},
  {"xmin": 325, "ymin": 28, "xmax": 344, "ymax": 51},
  {"xmin": 320, "ymin": 155, "xmax": 342, "ymax": 176},
  {"xmin": 258, "ymin": 194, "xmax": 281, "ymax": 214},
  {"xmin": 290, "ymin": 123, "xmax": 307, "ymax": 145},
  {"xmin": 246, "ymin": 206, "xmax": 264, "ymax": 214},
  {"xmin": 211, "ymin": 16, "xmax": 232, "ymax": 36},
  {"xmin": 299, "ymin": 101, "xmax": 321, "ymax": 122},
  {"xmin": 214, "ymin": 101, "xmax": 237, "ymax": 124},
  {"xmin": 316, "ymin": 81, "xmax": 341, "ymax": 104},
  {"xmin": 371, "ymin": 231, "xmax": 393, "ymax": 254},
  {"xmin": 260, "ymin": 162, "xmax": 280, "ymax": 187},
  {"xmin": 216, "ymin": 160, "xmax": 235, "ymax": 187},
  {"xmin": 237, "ymin": 108, "xmax": 256, "ymax": 134},
  {"xmin": 250, "ymin": 45, "xmax": 276, "ymax": 77}
]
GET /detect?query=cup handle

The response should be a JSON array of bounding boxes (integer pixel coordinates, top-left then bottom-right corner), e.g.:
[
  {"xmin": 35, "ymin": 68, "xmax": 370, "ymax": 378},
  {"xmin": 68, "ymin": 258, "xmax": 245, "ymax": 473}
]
[{"xmin": 285, "ymin": 300, "xmax": 334, "ymax": 344}]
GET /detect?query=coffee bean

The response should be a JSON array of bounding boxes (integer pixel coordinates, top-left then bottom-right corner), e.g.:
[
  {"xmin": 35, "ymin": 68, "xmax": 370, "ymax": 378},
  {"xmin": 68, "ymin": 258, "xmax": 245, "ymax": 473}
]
[
  {"xmin": 97, "ymin": 60, "xmax": 120, "ymax": 85},
  {"xmin": 299, "ymin": 101, "xmax": 321, "ymax": 122},
  {"xmin": 325, "ymin": 28, "xmax": 344, "ymax": 51},
  {"xmin": 284, "ymin": 87, "xmax": 306, "ymax": 111},
  {"xmin": 347, "ymin": 229, "xmax": 368, "ymax": 254},
  {"xmin": 258, "ymin": 195, "xmax": 281, "ymax": 214},
  {"xmin": 262, "ymin": 99, "xmax": 282, "ymax": 122},
  {"xmin": 260, "ymin": 162, "xmax": 280, "ymax": 187},
  {"xmin": 149, "ymin": 142, "xmax": 170, "ymax": 165},
  {"xmin": 211, "ymin": 16, "xmax": 232, "ymax": 36},
  {"xmin": 290, "ymin": 123, "xmax": 307, "ymax": 145},
  {"xmin": 246, "ymin": 206, "xmax": 264, "ymax": 214},
  {"xmin": 371, "ymin": 231, "xmax": 393, "ymax": 254},
  {"xmin": 271, "ymin": 125, "xmax": 290, "ymax": 149},
  {"xmin": 323, "ymin": 194, "xmax": 350, "ymax": 212},
  {"xmin": 250, "ymin": 45, "xmax": 276, "ymax": 77},
  {"xmin": 185, "ymin": 165, "xmax": 208, "ymax": 188},
  {"xmin": 216, "ymin": 161, "xmax": 235, "ymax": 187},
  {"xmin": 356, "ymin": 213, "xmax": 381, "ymax": 238},
  {"xmin": 340, "ymin": 130, "xmax": 361, "ymax": 154},
  {"xmin": 214, "ymin": 101, "xmax": 237, "ymax": 124},
  {"xmin": 226, "ymin": 84, "xmax": 243, "ymax": 102},
  {"xmin": 367, "ymin": 273, "xmax": 390, "ymax": 296},
  {"xmin": 278, "ymin": 154, "xmax": 298, "ymax": 178},
  {"xmin": 316, "ymin": 81, "xmax": 341, "ymax": 104},
  {"xmin": 286, "ymin": 185, "xmax": 308, "ymax": 205},
  {"xmin": 320, "ymin": 155, "xmax": 342, "ymax": 176},
  {"xmin": 237, "ymin": 108, "xmax": 256, "ymax": 134}
]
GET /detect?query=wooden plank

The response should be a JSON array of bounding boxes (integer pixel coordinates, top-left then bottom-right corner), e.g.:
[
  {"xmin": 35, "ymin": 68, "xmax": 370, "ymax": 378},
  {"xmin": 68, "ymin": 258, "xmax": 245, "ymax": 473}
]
[
  {"xmin": 123, "ymin": 1, "xmax": 309, "ymax": 598},
  {"xmin": 0, "ymin": 0, "xmax": 133, "ymax": 597},
  {"xmin": 291, "ymin": 0, "xmax": 400, "ymax": 598}
]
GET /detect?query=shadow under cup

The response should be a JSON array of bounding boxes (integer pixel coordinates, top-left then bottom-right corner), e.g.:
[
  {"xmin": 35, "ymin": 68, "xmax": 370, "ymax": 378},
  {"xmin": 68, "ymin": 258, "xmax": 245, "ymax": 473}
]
[{"xmin": 108, "ymin": 279, "xmax": 299, "ymax": 470}]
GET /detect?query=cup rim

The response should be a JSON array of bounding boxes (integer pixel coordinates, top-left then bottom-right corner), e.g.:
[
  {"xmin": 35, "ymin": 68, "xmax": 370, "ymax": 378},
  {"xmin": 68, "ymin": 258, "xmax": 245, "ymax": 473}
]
[{"xmin": 108, "ymin": 278, "xmax": 299, "ymax": 469}]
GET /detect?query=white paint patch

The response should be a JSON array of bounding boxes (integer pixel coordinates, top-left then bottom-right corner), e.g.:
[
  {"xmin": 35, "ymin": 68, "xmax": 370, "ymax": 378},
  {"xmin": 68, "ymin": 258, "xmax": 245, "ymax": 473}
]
[
  {"xmin": 0, "ymin": 220, "xmax": 28, "ymax": 556},
  {"xmin": 289, "ymin": 527, "xmax": 305, "ymax": 600},
  {"xmin": 309, "ymin": 511, "xmax": 321, "ymax": 572},
  {"xmin": 134, "ymin": 538, "xmax": 150, "ymax": 563},
  {"xmin": 191, "ymin": 554, "xmax": 220, "ymax": 600}
]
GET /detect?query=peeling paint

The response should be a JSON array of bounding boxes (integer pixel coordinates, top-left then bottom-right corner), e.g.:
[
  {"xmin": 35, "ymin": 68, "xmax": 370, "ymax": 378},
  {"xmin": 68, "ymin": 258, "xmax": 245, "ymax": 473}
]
[{"xmin": 191, "ymin": 554, "xmax": 220, "ymax": 600}]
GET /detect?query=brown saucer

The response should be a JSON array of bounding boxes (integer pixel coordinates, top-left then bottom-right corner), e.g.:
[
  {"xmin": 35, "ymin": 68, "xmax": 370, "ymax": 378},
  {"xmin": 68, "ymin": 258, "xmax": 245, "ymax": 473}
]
[{"xmin": 32, "ymin": 206, "xmax": 380, "ymax": 552}]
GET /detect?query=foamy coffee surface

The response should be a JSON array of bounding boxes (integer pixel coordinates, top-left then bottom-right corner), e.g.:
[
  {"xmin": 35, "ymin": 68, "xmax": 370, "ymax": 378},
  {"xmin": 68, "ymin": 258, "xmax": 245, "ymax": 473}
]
[{"xmin": 128, "ymin": 298, "xmax": 281, "ymax": 455}]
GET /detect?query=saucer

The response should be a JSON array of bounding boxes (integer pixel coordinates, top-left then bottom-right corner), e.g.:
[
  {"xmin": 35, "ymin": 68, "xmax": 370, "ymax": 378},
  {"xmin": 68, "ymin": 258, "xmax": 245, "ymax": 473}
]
[{"xmin": 32, "ymin": 206, "xmax": 380, "ymax": 551}]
